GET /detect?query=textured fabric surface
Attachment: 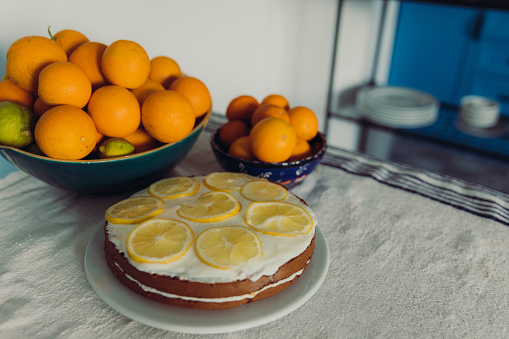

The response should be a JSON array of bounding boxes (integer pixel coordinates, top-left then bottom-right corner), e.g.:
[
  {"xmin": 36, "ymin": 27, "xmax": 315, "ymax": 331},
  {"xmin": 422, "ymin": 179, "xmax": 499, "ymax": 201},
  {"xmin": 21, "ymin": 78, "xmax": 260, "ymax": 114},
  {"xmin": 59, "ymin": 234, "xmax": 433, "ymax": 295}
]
[{"xmin": 1, "ymin": 127, "xmax": 509, "ymax": 338}]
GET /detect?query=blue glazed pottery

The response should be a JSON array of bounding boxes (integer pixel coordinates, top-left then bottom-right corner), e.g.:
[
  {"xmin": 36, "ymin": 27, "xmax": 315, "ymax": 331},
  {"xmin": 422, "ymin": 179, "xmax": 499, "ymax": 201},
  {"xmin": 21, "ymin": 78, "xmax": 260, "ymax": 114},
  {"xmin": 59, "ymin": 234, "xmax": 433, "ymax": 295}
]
[
  {"xmin": 210, "ymin": 129, "xmax": 327, "ymax": 186},
  {"xmin": 0, "ymin": 110, "xmax": 211, "ymax": 194}
]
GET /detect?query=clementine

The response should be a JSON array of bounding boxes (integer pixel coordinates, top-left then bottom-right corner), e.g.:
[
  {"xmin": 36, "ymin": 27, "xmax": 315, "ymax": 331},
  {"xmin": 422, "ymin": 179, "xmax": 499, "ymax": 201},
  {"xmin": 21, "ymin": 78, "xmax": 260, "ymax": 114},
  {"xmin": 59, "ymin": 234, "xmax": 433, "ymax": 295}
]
[
  {"xmin": 149, "ymin": 56, "xmax": 182, "ymax": 88},
  {"xmin": 287, "ymin": 106, "xmax": 319, "ymax": 141},
  {"xmin": 51, "ymin": 29, "xmax": 89, "ymax": 55},
  {"xmin": 33, "ymin": 97, "xmax": 52, "ymax": 118},
  {"xmin": 69, "ymin": 41, "xmax": 108, "ymax": 88},
  {"xmin": 288, "ymin": 138, "xmax": 312, "ymax": 162},
  {"xmin": 130, "ymin": 79, "xmax": 165, "ymax": 106},
  {"xmin": 228, "ymin": 135, "xmax": 255, "ymax": 161},
  {"xmin": 123, "ymin": 127, "xmax": 160, "ymax": 153},
  {"xmin": 251, "ymin": 103, "xmax": 290, "ymax": 126},
  {"xmin": 250, "ymin": 117, "xmax": 297, "ymax": 163},
  {"xmin": 169, "ymin": 76, "xmax": 211, "ymax": 117},
  {"xmin": 0, "ymin": 79, "xmax": 35, "ymax": 108},
  {"xmin": 226, "ymin": 95, "xmax": 259, "ymax": 124},
  {"xmin": 261, "ymin": 94, "xmax": 289, "ymax": 110},
  {"xmin": 218, "ymin": 120, "xmax": 249, "ymax": 149}
]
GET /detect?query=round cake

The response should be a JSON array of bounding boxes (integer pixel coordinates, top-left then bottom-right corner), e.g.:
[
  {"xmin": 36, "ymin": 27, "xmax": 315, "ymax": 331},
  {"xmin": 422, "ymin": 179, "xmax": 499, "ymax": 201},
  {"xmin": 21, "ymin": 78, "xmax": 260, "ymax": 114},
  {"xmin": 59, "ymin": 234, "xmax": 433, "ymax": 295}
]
[{"xmin": 104, "ymin": 172, "xmax": 317, "ymax": 310}]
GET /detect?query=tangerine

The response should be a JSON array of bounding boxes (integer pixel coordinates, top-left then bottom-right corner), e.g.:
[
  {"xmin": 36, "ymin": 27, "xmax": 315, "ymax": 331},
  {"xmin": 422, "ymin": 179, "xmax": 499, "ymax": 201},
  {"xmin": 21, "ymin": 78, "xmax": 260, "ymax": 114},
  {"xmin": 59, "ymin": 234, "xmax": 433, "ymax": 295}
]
[
  {"xmin": 218, "ymin": 120, "xmax": 249, "ymax": 149},
  {"xmin": 123, "ymin": 127, "xmax": 160, "ymax": 153},
  {"xmin": 33, "ymin": 97, "xmax": 52, "ymax": 118},
  {"xmin": 261, "ymin": 94, "xmax": 289, "ymax": 110},
  {"xmin": 87, "ymin": 85, "xmax": 141, "ymax": 137},
  {"xmin": 169, "ymin": 76, "xmax": 211, "ymax": 117},
  {"xmin": 250, "ymin": 117, "xmax": 297, "ymax": 163},
  {"xmin": 51, "ymin": 29, "xmax": 89, "ymax": 55},
  {"xmin": 287, "ymin": 106, "xmax": 319, "ymax": 141},
  {"xmin": 228, "ymin": 135, "xmax": 255, "ymax": 161},
  {"xmin": 130, "ymin": 79, "xmax": 165, "ymax": 106},
  {"xmin": 288, "ymin": 138, "xmax": 312, "ymax": 161},
  {"xmin": 225, "ymin": 95, "xmax": 259, "ymax": 124},
  {"xmin": 149, "ymin": 56, "xmax": 182, "ymax": 88},
  {"xmin": 251, "ymin": 103, "xmax": 290, "ymax": 126},
  {"xmin": 0, "ymin": 79, "xmax": 35, "ymax": 108},
  {"xmin": 69, "ymin": 41, "xmax": 108, "ymax": 88},
  {"xmin": 38, "ymin": 61, "xmax": 92, "ymax": 108},
  {"xmin": 101, "ymin": 39, "xmax": 150, "ymax": 89},
  {"xmin": 141, "ymin": 90, "xmax": 196, "ymax": 143},
  {"xmin": 34, "ymin": 105, "xmax": 97, "ymax": 160}
]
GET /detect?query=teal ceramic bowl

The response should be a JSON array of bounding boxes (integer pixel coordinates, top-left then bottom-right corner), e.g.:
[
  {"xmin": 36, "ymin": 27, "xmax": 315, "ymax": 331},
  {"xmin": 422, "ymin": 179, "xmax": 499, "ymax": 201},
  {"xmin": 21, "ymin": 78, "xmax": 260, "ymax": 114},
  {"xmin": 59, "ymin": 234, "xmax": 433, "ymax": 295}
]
[{"xmin": 0, "ymin": 110, "xmax": 211, "ymax": 194}]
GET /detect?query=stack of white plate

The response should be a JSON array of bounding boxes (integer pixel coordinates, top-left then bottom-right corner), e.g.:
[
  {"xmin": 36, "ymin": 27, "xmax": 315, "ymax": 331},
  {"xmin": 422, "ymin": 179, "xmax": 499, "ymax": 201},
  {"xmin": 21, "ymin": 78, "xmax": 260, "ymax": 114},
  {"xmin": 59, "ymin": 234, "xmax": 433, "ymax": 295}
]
[
  {"xmin": 457, "ymin": 95, "xmax": 500, "ymax": 129},
  {"xmin": 356, "ymin": 86, "xmax": 439, "ymax": 128}
]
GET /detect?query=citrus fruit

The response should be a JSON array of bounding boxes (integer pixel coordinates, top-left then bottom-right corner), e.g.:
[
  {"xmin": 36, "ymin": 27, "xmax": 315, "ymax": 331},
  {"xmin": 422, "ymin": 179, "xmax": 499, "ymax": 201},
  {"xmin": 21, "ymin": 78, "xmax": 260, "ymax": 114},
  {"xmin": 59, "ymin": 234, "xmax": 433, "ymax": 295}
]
[
  {"xmin": 249, "ymin": 117, "xmax": 297, "ymax": 163},
  {"xmin": 50, "ymin": 28, "xmax": 89, "ymax": 55},
  {"xmin": 141, "ymin": 90, "xmax": 195, "ymax": 143},
  {"xmin": 105, "ymin": 196, "xmax": 164, "ymax": 224},
  {"xmin": 87, "ymin": 85, "xmax": 141, "ymax": 138},
  {"xmin": 149, "ymin": 56, "xmax": 182, "ymax": 88},
  {"xmin": 34, "ymin": 105, "xmax": 97, "ymax": 160},
  {"xmin": 148, "ymin": 176, "xmax": 200, "ymax": 199},
  {"xmin": 101, "ymin": 39, "xmax": 150, "ymax": 89},
  {"xmin": 130, "ymin": 79, "xmax": 165, "ymax": 106},
  {"xmin": 228, "ymin": 135, "xmax": 255, "ymax": 161},
  {"xmin": 261, "ymin": 94, "xmax": 289, "ymax": 110},
  {"xmin": 288, "ymin": 138, "xmax": 313, "ymax": 161},
  {"xmin": 6, "ymin": 35, "xmax": 67, "ymax": 92},
  {"xmin": 127, "ymin": 218, "xmax": 194, "ymax": 264},
  {"xmin": 218, "ymin": 119, "xmax": 249, "ymax": 149},
  {"xmin": 0, "ymin": 101, "xmax": 36, "ymax": 148},
  {"xmin": 123, "ymin": 127, "xmax": 160, "ymax": 153},
  {"xmin": 251, "ymin": 103, "xmax": 290, "ymax": 126},
  {"xmin": 98, "ymin": 138, "xmax": 136, "ymax": 159},
  {"xmin": 177, "ymin": 191, "xmax": 240, "ymax": 223},
  {"xmin": 68, "ymin": 41, "xmax": 108, "ymax": 88},
  {"xmin": 33, "ymin": 97, "xmax": 51, "ymax": 118},
  {"xmin": 0, "ymin": 79, "xmax": 35, "ymax": 108},
  {"xmin": 194, "ymin": 226, "xmax": 262, "ymax": 270},
  {"xmin": 24, "ymin": 142, "xmax": 44, "ymax": 156},
  {"xmin": 245, "ymin": 202, "xmax": 313, "ymax": 236},
  {"xmin": 37, "ymin": 61, "xmax": 92, "ymax": 108},
  {"xmin": 240, "ymin": 180, "xmax": 288, "ymax": 201},
  {"xmin": 287, "ymin": 106, "xmax": 319, "ymax": 141},
  {"xmin": 168, "ymin": 76, "xmax": 211, "ymax": 117},
  {"xmin": 203, "ymin": 172, "xmax": 254, "ymax": 192},
  {"xmin": 225, "ymin": 95, "xmax": 259, "ymax": 123}
]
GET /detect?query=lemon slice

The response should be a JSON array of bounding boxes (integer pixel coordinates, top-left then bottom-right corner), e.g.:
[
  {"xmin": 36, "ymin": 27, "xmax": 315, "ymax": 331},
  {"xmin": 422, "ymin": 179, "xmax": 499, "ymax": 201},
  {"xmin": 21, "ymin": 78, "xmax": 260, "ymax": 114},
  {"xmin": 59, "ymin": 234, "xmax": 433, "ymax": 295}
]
[
  {"xmin": 105, "ymin": 196, "xmax": 164, "ymax": 224},
  {"xmin": 177, "ymin": 191, "xmax": 240, "ymax": 222},
  {"xmin": 148, "ymin": 177, "xmax": 199, "ymax": 199},
  {"xmin": 194, "ymin": 226, "xmax": 262, "ymax": 269},
  {"xmin": 203, "ymin": 172, "xmax": 254, "ymax": 191},
  {"xmin": 127, "ymin": 218, "xmax": 194, "ymax": 263},
  {"xmin": 240, "ymin": 180, "xmax": 288, "ymax": 201},
  {"xmin": 245, "ymin": 202, "xmax": 313, "ymax": 236}
]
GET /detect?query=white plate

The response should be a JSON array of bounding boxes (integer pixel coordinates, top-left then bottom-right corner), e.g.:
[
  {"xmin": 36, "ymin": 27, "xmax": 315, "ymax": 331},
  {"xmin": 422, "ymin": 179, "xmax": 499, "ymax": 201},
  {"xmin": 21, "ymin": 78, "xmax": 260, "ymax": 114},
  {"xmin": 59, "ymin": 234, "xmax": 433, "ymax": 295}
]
[
  {"xmin": 361, "ymin": 86, "xmax": 438, "ymax": 111},
  {"xmin": 85, "ymin": 225, "xmax": 330, "ymax": 334}
]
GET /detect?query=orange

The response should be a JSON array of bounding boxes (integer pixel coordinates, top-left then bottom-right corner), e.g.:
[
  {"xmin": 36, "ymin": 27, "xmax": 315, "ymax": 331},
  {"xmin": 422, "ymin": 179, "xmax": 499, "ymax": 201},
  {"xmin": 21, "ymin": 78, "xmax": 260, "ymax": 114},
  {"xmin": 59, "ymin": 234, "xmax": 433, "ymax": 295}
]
[
  {"xmin": 141, "ymin": 90, "xmax": 195, "ymax": 143},
  {"xmin": 169, "ymin": 76, "xmax": 211, "ymax": 117},
  {"xmin": 123, "ymin": 127, "xmax": 160, "ymax": 153},
  {"xmin": 92, "ymin": 130, "xmax": 105, "ymax": 153},
  {"xmin": 250, "ymin": 117, "xmax": 297, "ymax": 163},
  {"xmin": 261, "ymin": 94, "xmax": 289, "ymax": 110},
  {"xmin": 251, "ymin": 103, "xmax": 290, "ymax": 126},
  {"xmin": 226, "ymin": 95, "xmax": 259, "ymax": 124},
  {"xmin": 87, "ymin": 85, "xmax": 141, "ymax": 137},
  {"xmin": 101, "ymin": 39, "xmax": 150, "ymax": 89},
  {"xmin": 130, "ymin": 79, "xmax": 165, "ymax": 106},
  {"xmin": 69, "ymin": 41, "xmax": 108, "ymax": 88},
  {"xmin": 149, "ymin": 56, "xmax": 182, "ymax": 88},
  {"xmin": 0, "ymin": 79, "xmax": 35, "ymax": 108},
  {"xmin": 288, "ymin": 138, "xmax": 312, "ymax": 162},
  {"xmin": 228, "ymin": 135, "xmax": 255, "ymax": 161},
  {"xmin": 51, "ymin": 29, "xmax": 89, "ymax": 55},
  {"xmin": 6, "ymin": 35, "xmax": 67, "ymax": 92},
  {"xmin": 218, "ymin": 120, "xmax": 249, "ymax": 149},
  {"xmin": 287, "ymin": 106, "xmax": 319, "ymax": 141},
  {"xmin": 33, "ymin": 97, "xmax": 52, "ymax": 118},
  {"xmin": 34, "ymin": 105, "xmax": 97, "ymax": 160},
  {"xmin": 38, "ymin": 62, "xmax": 92, "ymax": 108}
]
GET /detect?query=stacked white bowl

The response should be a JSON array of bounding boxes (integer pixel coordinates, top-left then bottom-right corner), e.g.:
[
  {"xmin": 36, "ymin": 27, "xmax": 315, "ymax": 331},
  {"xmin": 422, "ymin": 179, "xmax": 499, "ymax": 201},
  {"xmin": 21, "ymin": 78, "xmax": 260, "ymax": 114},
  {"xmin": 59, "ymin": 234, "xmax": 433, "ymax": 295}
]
[{"xmin": 458, "ymin": 96, "xmax": 500, "ymax": 129}]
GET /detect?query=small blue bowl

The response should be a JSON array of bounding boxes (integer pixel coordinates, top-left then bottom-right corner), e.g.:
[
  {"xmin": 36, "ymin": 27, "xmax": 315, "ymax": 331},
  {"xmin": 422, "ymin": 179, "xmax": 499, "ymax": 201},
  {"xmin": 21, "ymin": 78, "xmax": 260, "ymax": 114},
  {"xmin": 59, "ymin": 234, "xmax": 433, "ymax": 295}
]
[
  {"xmin": 210, "ymin": 129, "xmax": 327, "ymax": 186},
  {"xmin": 0, "ymin": 110, "xmax": 211, "ymax": 195}
]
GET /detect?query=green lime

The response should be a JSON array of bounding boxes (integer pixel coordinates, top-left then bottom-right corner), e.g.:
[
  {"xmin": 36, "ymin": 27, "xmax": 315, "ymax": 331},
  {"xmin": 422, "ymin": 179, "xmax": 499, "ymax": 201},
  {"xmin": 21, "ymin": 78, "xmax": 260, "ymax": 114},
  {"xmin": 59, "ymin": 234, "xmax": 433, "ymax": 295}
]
[
  {"xmin": 0, "ymin": 101, "xmax": 36, "ymax": 148},
  {"xmin": 98, "ymin": 138, "xmax": 136, "ymax": 159}
]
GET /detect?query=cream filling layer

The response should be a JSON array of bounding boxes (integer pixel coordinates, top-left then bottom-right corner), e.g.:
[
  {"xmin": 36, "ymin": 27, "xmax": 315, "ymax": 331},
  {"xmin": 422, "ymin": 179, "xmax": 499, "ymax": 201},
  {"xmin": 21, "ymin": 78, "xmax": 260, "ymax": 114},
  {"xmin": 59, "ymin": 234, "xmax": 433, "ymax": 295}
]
[{"xmin": 107, "ymin": 175, "xmax": 317, "ymax": 283}]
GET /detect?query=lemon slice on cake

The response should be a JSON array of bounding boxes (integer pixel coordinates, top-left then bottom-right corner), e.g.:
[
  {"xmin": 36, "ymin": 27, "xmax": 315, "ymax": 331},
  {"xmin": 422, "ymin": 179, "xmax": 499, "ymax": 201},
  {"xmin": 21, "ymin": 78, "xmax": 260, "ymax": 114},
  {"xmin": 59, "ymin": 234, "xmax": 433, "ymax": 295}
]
[
  {"xmin": 240, "ymin": 180, "xmax": 288, "ymax": 201},
  {"xmin": 127, "ymin": 219, "xmax": 194, "ymax": 263},
  {"xmin": 195, "ymin": 226, "xmax": 262, "ymax": 269},
  {"xmin": 204, "ymin": 172, "xmax": 254, "ymax": 191},
  {"xmin": 105, "ymin": 196, "xmax": 164, "ymax": 224},
  {"xmin": 245, "ymin": 202, "xmax": 313, "ymax": 236},
  {"xmin": 148, "ymin": 177, "xmax": 199, "ymax": 199},
  {"xmin": 177, "ymin": 191, "xmax": 240, "ymax": 222}
]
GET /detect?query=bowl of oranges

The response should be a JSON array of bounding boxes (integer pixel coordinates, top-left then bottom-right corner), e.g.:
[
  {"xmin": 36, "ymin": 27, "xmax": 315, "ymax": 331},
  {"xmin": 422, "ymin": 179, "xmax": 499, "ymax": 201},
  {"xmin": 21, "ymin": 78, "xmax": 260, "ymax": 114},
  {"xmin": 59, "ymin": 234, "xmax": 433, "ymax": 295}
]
[
  {"xmin": 0, "ymin": 29, "xmax": 212, "ymax": 194},
  {"xmin": 211, "ymin": 94, "xmax": 327, "ymax": 186}
]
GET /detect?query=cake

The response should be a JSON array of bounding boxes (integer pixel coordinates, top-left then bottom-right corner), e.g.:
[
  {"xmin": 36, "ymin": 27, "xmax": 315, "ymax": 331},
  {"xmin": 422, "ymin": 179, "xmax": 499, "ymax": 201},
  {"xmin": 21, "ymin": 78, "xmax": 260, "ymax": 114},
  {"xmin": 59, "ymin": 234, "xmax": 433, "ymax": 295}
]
[{"xmin": 104, "ymin": 172, "xmax": 317, "ymax": 310}]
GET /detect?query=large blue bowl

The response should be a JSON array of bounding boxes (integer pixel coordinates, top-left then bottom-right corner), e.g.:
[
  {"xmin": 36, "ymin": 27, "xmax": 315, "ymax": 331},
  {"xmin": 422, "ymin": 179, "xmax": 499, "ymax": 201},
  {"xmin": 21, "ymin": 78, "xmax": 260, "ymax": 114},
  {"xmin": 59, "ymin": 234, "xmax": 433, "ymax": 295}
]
[
  {"xmin": 210, "ymin": 129, "xmax": 327, "ymax": 187},
  {"xmin": 0, "ymin": 110, "xmax": 211, "ymax": 194}
]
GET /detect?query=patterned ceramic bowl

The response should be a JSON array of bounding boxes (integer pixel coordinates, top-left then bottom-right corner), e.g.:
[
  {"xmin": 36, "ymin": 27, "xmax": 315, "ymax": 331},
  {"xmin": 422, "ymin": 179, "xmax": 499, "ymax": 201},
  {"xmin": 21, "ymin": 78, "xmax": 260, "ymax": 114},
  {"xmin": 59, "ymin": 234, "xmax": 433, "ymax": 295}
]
[
  {"xmin": 210, "ymin": 129, "xmax": 327, "ymax": 186},
  {"xmin": 0, "ymin": 110, "xmax": 211, "ymax": 194}
]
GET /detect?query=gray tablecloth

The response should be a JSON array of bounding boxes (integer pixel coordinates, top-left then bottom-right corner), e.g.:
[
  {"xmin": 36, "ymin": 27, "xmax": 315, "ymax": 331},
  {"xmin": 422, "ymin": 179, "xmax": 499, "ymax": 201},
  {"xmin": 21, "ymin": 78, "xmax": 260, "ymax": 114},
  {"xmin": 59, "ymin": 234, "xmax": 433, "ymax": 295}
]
[{"xmin": 1, "ymin": 116, "xmax": 509, "ymax": 338}]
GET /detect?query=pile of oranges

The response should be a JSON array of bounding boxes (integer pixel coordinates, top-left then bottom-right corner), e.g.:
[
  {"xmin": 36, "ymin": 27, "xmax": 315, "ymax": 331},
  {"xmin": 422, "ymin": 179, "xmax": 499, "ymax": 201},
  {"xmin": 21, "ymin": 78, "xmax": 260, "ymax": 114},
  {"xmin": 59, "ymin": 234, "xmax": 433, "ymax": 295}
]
[
  {"xmin": 0, "ymin": 28, "xmax": 211, "ymax": 160},
  {"xmin": 218, "ymin": 94, "xmax": 319, "ymax": 163}
]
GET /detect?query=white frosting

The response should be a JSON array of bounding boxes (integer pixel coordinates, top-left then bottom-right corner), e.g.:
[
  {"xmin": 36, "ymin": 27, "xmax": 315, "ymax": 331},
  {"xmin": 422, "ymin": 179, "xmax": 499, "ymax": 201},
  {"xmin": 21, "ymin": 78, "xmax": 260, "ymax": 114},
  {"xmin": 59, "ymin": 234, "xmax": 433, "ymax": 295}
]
[{"xmin": 106, "ymin": 175, "xmax": 317, "ymax": 284}]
